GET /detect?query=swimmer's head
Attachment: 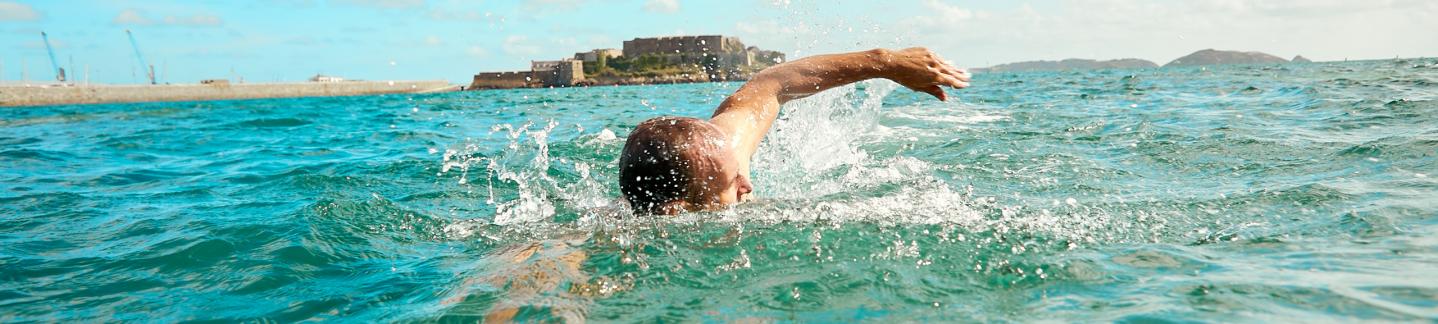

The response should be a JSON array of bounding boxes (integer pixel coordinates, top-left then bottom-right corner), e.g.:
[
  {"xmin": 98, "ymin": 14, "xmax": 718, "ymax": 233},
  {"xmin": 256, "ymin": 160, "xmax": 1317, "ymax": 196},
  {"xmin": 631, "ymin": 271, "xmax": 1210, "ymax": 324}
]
[{"xmin": 619, "ymin": 117, "xmax": 752, "ymax": 215}]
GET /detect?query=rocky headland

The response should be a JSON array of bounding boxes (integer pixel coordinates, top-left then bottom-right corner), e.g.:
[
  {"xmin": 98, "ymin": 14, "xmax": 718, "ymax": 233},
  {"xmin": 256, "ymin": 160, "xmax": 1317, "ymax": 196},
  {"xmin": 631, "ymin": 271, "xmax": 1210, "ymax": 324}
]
[
  {"xmin": 1163, "ymin": 49, "xmax": 1289, "ymax": 67},
  {"xmin": 979, "ymin": 49, "xmax": 1313, "ymax": 73},
  {"xmin": 980, "ymin": 58, "xmax": 1158, "ymax": 72}
]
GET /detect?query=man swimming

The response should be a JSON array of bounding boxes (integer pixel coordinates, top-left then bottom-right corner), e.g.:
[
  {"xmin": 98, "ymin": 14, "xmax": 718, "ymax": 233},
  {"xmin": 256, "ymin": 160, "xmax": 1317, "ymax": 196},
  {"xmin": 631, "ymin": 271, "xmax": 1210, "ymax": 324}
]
[
  {"xmin": 619, "ymin": 47, "xmax": 971, "ymax": 214},
  {"xmin": 475, "ymin": 47, "xmax": 971, "ymax": 321}
]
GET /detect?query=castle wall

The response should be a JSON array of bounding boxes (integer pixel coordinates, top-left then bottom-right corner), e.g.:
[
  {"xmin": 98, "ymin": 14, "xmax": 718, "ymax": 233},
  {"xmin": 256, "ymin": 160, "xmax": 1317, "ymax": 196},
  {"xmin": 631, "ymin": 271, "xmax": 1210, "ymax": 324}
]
[
  {"xmin": 472, "ymin": 60, "xmax": 584, "ymax": 89},
  {"xmin": 623, "ymin": 35, "xmax": 738, "ymax": 58},
  {"xmin": 532, "ymin": 60, "xmax": 584, "ymax": 87},
  {"xmin": 557, "ymin": 60, "xmax": 584, "ymax": 85},
  {"xmin": 574, "ymin": 49, "xmax": 622, "ymax": 62},
  {"xmin": 470, "ymin": 71, "xmax": 532, "ymax": 89}
]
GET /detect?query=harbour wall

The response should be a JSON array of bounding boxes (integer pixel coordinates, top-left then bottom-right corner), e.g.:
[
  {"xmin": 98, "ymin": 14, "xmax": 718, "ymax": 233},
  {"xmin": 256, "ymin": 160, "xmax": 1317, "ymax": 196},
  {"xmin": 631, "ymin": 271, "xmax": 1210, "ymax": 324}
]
[
  {"xmin": 0, "ymin": 80, "xmax": 456, "ymax": 107},
  {"xmin": 471, "ymin": 72, "xmax": 532, "ymax": 89},
  {"xmin": 471, "ymin": 61, "xmax": 585, "ymax": 89}
]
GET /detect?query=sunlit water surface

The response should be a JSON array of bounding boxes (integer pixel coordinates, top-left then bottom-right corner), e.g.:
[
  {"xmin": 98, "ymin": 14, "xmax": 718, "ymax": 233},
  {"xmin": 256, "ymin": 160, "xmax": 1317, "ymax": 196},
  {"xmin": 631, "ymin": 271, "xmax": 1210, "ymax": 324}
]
[{"xmin": 3, "ymin": 59, "xmax": 1437, "ymax": 321}]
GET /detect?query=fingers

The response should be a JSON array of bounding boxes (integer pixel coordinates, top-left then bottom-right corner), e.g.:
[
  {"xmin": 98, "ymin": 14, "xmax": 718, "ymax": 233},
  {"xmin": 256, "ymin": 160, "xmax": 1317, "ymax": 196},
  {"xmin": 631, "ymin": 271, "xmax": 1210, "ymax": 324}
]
[
  {"xmin": 894, "ymin": 47, "xmax": 970, "ymax": 99},
  {"xmin": 954, "ymin": 67, "xmax": 972, "ymax": 82},
  {"xmin": 943, "ymin": 74, "xmax": 970, "ymax": 89},
  {"xmin": 939, "ymin": 73, "xmax": 969, "ymax": 89},
  {"xmin": 921, "ymin": 85, "xmax": 947, "ymax": 101},
  {"xmin": 938, "ymin": 62, "xmax": 970, "ymax": 82},
  {"xmin": 930, "ymin": 56, "xmax": 970, "ymax": 87}
]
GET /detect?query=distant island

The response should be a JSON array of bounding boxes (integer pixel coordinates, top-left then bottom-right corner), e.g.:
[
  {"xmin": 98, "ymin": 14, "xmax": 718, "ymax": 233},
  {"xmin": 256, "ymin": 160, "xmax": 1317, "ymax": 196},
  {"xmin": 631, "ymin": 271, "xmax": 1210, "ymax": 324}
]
[
  {"xmin": 469, "ymin": 35, "xmax": 784, "ymax": 90},
  {"xmin": 979, "ymin": 49, "xmax": 1313, "ymax": 73},
  {"xmin": 979, "ymin": 58, "xmax": 1158, "ymax": 72},
  {"xmin": 1163, "ymin": 49, "xmax": 1289, "ymax": 67}
]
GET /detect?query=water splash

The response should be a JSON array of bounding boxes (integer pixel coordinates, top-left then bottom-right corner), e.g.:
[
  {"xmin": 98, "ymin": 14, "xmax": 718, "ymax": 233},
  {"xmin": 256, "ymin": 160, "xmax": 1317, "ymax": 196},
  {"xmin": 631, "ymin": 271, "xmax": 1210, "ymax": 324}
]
[
  {"xmin": 752, "ymin": 80, "xmax": 895, "ymax": 198},
  {"xmin": 440, "ymin": 120, "xmax": 620, "ymax": 226}
]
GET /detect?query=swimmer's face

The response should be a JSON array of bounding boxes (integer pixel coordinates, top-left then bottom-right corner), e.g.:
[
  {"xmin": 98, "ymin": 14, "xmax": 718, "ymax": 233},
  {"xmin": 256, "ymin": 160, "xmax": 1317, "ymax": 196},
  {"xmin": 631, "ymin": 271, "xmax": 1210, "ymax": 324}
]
[
  {"xmin": 704, "ymin": 144, "xmax": 753, "ymax": 208},
  {"xmin": 681, "ymin": 134, "xmax": 752, "ymax": 211}
]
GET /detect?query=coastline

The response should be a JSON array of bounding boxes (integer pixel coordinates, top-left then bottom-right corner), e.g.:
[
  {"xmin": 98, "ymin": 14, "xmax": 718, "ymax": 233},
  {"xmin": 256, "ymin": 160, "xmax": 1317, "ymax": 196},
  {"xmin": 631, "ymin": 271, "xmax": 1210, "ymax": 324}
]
[
  {"xmin": 467, "ymin": 71, "xmax": 752, "ymax": 90},
  {"xmin": 0, "ymin": 80, "xmax": 457, "ymax": 107}
]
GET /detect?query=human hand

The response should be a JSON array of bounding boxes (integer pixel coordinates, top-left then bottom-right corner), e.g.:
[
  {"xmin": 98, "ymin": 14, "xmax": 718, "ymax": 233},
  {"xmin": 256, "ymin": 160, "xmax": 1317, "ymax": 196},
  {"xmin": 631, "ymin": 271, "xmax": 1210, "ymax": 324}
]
[{"xmin": 878, "ymin": 47, "xmax": 971, "ymax": 101}]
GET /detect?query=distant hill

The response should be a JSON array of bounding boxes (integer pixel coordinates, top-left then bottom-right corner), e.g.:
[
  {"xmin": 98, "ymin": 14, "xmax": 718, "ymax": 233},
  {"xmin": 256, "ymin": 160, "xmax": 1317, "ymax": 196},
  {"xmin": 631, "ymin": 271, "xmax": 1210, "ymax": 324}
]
[
  {"xmin": 1291, "ymin": 55, "xmax": 1313, "ymax": 63},
  {"xmin": 981, "ymin": 58, "xmax": 1158, "ymax": 72},
  {"xmin": 1164, "ymin": 49, "xmax": 1288, "ymax": 67}
]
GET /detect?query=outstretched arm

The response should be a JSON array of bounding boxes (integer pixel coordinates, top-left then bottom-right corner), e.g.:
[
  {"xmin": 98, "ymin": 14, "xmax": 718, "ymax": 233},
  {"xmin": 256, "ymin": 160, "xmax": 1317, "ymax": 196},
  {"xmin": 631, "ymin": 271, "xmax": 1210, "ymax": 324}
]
[{"xmin": 708, "ymin": 47, "xmax": 971, "ymax": 178}]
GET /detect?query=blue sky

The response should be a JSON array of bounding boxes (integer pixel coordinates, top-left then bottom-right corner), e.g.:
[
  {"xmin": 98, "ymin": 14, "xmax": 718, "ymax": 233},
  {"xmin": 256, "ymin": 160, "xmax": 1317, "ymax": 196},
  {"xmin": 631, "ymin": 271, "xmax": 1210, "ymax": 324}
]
[{"xmin": 3, "ymin": 0, "xmax": 1436, "ymax": 84}]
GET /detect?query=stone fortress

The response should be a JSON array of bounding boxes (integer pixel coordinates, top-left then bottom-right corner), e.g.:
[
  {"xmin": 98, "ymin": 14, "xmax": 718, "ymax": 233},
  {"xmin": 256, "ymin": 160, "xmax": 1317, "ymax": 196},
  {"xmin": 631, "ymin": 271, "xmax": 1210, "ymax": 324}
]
[
  {"xmin": 470, "ymin": 35, "xmax": 784, "ymax": 89},
  {"xmin": 621, "ymin": 35, "xmax": 782, "ymax": 69}
]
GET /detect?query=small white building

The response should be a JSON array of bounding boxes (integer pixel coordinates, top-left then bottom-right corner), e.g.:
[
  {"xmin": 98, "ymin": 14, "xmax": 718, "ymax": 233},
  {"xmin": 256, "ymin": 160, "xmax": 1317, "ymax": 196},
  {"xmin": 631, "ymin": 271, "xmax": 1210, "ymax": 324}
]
[{"xmin": 310, "ymin": 74, "xmax": 344, "ymax": 83}]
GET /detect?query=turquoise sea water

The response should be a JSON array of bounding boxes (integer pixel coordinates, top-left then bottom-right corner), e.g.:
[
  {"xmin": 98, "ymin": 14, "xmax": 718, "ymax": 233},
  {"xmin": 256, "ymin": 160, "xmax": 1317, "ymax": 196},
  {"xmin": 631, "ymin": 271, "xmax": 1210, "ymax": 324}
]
[{"xmin": 3, "ymin": 59, "xmax": 1438, "ymax": 321}]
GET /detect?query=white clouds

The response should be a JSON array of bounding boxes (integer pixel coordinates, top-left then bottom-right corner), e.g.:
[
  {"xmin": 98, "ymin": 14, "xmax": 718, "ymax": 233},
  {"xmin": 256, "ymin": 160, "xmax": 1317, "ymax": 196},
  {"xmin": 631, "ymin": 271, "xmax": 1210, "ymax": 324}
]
[
  {"xmin": 586, "ymin": 35, "xmax": 613, "ymax": 49},
  {"xmin": 428, "ymin": 9, "xmax": 504, "ymax": 23},
  {"xmin": 113, "ymin": 9, "xmax": 223, "ymax": 27},
  {"xmin": 467, "ymin": 46, "xmax": 490, "ymax": 58},
  {"xmin": 524, "ymin": 0, "xmax": 586, "ymax": 12},
  {"xmin": 113, "ymin": 9, "xmax": 150, "ymax": 25},
  {"xmin": 332, "ymin": 0, "xmax": 424, "ymax": 9},
  {"xmin": 724, "ymin": 0, "xmax": 1434, "ymax": 70},
  {"xmin": 909, "ymin": 0, "xmax": 981, "ymax": 33},
  {"xmin": 165, "ymin": 14, "xmax": 223, "ymax": 26},
  {"xmin": 734, "ymin": 19, "xmax": 779, "ymax": 35},
  {"xmin": 644, "ymin": 0, "xmax": 680, "ymax": 13},
  {"xmin": 424, "ymin": 35, "xmax": 444, "ymax": 46},
  {"xmin": 892, "ymin": 0, "xmax": 1438, "ymax": 66},
  {"xmin": 552, "ymin": 36, "xmax": 578, "ymax": 48},
  {"xmin": 924, "ymin": 0, "xmax": 972, "ymax": 20},
  {"xmin": 1187, "ymin": 0, "xmax": 1430, "ymax": 17},
  {"xmin": 501, "ymin": 35, "xmax": 541, "ymax": 56},
  {"xmin": 0, "ymin": 1, "xmax": 39, "ymax": 21}
]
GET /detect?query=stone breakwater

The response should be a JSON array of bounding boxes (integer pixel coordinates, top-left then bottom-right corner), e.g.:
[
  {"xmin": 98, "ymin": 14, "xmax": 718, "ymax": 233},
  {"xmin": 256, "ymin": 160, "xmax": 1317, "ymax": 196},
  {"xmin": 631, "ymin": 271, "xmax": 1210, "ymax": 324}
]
[{"xmin": 0, "ymin": 80, "xmax": 456, "ymax": 107}]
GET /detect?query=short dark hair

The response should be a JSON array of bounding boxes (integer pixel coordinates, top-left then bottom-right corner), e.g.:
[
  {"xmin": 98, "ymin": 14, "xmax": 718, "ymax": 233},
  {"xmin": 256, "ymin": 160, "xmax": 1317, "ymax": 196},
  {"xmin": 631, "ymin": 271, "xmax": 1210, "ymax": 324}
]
[{"xmin": 618, "ymin": 117, "xmax": 726, "ymax": 214}]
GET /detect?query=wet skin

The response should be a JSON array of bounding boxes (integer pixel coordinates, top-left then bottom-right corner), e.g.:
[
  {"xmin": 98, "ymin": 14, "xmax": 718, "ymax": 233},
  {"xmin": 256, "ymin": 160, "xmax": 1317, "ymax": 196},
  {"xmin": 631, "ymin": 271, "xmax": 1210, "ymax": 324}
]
[{"xmin": 697, "ymin": 47, "xmax": 970, "ymax": 212}]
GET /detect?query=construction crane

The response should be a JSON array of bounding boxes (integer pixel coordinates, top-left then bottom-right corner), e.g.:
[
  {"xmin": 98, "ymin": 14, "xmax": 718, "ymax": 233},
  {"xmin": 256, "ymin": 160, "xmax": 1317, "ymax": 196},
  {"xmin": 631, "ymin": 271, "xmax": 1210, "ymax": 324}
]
[
  {"xmin": 40, "ymin": 32, "xmax": 65, "ymax": 83},
  {"xmin": 125, "ymin": 29, "xmax": 156, "ymax": 85}
]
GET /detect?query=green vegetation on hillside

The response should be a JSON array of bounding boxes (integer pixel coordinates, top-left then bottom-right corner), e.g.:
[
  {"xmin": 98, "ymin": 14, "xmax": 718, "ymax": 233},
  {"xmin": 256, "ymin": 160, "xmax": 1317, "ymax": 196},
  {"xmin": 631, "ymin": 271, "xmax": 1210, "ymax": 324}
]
[{"xmin": 583, "ymin": 53, "xmax": 772, "ymax": 79}]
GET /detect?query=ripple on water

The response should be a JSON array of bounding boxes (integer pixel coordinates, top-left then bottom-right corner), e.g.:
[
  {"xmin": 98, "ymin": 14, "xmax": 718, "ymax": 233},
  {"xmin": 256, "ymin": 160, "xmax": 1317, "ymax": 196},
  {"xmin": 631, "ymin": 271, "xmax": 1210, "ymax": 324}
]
[{"xmin": 230, "ymin": 117, "xmax": 313, "ymax": 128}]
